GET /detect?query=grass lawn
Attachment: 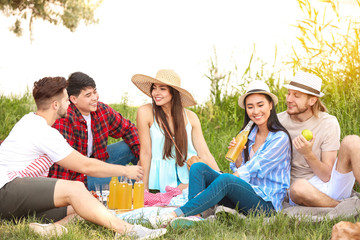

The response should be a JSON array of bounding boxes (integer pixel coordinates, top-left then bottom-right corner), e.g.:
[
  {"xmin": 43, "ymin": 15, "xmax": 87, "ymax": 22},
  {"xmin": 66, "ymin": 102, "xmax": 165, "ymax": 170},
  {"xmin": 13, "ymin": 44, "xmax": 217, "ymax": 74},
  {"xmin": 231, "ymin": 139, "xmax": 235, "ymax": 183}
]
[{"xmin": 1, "ymin": 211, "xmax": 357, "ymax": 239}]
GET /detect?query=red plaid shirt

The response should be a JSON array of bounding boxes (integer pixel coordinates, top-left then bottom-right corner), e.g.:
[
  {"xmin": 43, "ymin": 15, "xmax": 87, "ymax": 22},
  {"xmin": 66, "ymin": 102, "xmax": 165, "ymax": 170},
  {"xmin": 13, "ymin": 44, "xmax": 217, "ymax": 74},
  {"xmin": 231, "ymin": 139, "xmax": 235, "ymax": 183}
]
[{"xmin": 48, "ymin": 102, "xmax": 140, "ymax": 184}]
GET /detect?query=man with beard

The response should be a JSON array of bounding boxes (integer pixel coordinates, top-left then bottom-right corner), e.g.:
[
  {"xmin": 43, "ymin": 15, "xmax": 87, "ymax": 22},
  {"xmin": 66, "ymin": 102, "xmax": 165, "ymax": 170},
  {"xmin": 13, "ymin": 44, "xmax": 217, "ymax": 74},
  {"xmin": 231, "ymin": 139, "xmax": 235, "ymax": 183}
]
[
  {"xmin": 0, "ymin": 77, "xmax": 167, "ymax": 238},
  {"xmin": 48, "ymin": 72, "xmax": 139, "ymax": 191},
  {"xmin": 278, "ymin": 70, "xmax": 360, "ymax": 207}
]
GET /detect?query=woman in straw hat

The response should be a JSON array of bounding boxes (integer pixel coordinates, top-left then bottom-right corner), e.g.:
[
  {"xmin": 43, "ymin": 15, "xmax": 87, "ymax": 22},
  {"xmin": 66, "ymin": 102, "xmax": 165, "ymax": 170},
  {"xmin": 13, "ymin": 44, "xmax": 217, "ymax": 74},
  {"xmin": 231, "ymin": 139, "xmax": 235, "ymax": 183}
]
[
  {"xmin": 148, "ymin": 80, "xmax": 292, "ymax": 228},
  {"xmin": 131, "ymin": 69, "xmax": 220, "ymax": 193}
]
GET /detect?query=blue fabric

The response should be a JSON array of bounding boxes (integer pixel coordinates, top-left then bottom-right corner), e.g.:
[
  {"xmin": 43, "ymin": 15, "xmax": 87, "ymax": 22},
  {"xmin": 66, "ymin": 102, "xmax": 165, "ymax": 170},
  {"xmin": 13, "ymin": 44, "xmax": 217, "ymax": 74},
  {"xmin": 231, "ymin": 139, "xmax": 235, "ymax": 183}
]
[
  {"xmin": 229, "ymin": 126, "xmax": 291, "ymax": 211},
  {"xmin": 87, "ymin": 141, "xmax": 137, "ymax": 191},
  {"xmin": 148, "ymin": 114, "xmax": 197, "ymax": 193},
  {"xmin": 169, "ymin": 187, "xmax": 189, "ymax": 206},
  {"xmin": 175, "ymin": 163, "xmax": 275, "ymax": 217}
]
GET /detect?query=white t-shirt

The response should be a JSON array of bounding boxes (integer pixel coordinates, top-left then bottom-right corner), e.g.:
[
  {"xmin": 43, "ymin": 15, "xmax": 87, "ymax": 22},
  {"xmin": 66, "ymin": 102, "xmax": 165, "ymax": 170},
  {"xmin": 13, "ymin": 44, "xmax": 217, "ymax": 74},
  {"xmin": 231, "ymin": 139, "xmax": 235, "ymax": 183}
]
[
  {"xmin": 0, "ymin": 113, "xmax": 73, "ymax": 189},
  {"xmin": 82, "ymin": 114, "xmax": 93, "ymax": 157}
]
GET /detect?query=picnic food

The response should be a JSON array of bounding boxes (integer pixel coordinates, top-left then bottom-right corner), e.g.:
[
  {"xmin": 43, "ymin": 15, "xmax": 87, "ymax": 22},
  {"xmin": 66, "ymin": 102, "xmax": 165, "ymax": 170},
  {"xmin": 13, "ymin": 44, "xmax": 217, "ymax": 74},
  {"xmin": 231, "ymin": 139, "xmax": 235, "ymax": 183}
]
[
  {"xmin": 302, "ymin": 129, "xmax": 313, "ymax": 141},
  {"xmin": 90, "ymin": 191, "xmax": 99, "ymax": 200}
]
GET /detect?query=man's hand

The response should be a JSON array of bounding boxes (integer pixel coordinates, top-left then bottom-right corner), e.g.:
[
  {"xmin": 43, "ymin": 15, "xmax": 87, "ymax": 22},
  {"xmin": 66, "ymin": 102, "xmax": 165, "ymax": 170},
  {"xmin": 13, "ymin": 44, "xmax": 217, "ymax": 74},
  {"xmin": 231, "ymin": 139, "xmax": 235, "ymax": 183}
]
[
  {"xmin": 293, "ymin": 134, "xmax": 316, "ymax": 158},
  {"xmin": 124, "ymin": 165, "xmax": 144, "ymax": 181}
]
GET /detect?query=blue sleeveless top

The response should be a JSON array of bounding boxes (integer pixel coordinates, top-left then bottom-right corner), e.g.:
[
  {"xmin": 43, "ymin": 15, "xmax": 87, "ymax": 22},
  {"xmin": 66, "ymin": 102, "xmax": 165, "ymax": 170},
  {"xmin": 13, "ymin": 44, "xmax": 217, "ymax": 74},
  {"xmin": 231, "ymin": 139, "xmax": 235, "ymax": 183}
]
[{"xmin": 148, "ymin": 112, "xmax": 197, "ymax": 192}]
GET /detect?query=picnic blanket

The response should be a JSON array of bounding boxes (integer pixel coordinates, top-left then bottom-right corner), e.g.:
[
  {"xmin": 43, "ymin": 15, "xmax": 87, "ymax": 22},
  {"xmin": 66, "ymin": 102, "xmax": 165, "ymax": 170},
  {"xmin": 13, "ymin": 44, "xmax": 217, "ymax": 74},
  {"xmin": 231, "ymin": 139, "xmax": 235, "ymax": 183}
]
[
  {"xmin": 144, "ymin": 186, "xmax": 182, "ymax": 207},
  {"xmin": 143, "ymin": 186, "xmax": 189, "ymax": 207},
  {"xmin": 282, "ymin": 191, "xmax": 360, "ymax": 221},
  {"xmin": 115, "ymin": 206, "xmax": 177, "ymax": 224}
]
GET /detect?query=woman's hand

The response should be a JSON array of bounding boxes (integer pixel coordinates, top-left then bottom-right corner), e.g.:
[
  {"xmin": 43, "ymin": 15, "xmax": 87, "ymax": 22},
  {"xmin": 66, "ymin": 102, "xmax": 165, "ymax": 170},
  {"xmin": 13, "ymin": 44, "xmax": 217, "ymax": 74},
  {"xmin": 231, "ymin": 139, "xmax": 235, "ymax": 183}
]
[
  {"xmin": 177, "ymin": 183, "xmax": 188, "ymax": 191},
  {"xmin": 228, "ymin": 137, "xmax": 237, "ymax": 149},
  {"xmin": 228, "ymin": 138, "xmax": 247, "ymax": 151}
]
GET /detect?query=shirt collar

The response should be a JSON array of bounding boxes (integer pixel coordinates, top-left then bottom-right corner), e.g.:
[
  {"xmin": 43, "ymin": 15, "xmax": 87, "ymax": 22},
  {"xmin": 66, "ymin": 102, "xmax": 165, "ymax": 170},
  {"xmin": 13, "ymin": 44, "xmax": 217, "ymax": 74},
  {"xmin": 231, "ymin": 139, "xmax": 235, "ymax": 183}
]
[
  {"xmin": 69, "ymin": 102, "xmax": 86, "ymax": 122},
  {"xmin": 248, "ymin": 125, "xmax": 275, "ymax": 144},
  {"xmin": 248, "ymin": 125, "xmax": 258, "ymax": 144}
]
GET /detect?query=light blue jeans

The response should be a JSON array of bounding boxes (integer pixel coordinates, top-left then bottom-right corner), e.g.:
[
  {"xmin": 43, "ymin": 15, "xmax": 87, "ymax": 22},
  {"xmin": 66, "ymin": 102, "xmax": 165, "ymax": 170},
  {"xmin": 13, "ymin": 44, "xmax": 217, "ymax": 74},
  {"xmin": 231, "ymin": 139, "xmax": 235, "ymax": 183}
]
[
  {"xmin": 87, "ymin": 141, "xmax": 137, "ymax": 191},
  {"xmin": 175, "ymin": 162, "xmax": 274, "ymax": 217}
]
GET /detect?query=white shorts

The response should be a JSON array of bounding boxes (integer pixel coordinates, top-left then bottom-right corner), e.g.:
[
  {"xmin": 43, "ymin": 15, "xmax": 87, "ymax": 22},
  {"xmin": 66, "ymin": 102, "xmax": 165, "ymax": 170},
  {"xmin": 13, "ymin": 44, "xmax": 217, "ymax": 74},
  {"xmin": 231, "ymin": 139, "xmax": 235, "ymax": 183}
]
[{"xmin": 289, "ymin": 159, "xmax": 355, "ymax": 206}]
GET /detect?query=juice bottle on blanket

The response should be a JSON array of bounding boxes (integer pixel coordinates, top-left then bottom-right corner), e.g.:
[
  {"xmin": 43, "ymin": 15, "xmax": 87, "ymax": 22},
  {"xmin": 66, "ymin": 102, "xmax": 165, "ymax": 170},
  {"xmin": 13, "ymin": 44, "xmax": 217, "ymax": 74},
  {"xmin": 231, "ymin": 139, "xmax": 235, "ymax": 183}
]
[
  {"xmin": 108, "ymin": 177, "xmax": 119, "ymax": 209},
  {"xmin": 133, "ymin": 180, "xmax": 144, "ymax": 209},
  {"xmin": 225, "ymin": 120, "xmax": 254, "ymax": 162},
  {"xmin": 117, "ymin": 176, "xmax": 128, "ymax": 209},
  {"xmin": 125, "ymin": 177, "xmax": 133, "ymax": 209}
]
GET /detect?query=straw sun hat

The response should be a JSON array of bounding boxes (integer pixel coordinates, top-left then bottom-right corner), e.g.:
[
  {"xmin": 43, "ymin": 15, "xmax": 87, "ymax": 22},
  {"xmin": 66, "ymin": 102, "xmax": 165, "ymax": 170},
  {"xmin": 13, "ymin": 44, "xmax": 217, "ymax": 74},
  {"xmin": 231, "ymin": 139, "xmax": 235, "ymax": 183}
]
[
  {"xmin": 131, "ymin": 69, "xmax": 197, "ymax": 107},
  {"xmin": 238, "ymin": 80, "xmax": 278, "ymax": 109},
  {"xmin": 283, "ymin": 70, "xmax": 324, "ymax": 97}
]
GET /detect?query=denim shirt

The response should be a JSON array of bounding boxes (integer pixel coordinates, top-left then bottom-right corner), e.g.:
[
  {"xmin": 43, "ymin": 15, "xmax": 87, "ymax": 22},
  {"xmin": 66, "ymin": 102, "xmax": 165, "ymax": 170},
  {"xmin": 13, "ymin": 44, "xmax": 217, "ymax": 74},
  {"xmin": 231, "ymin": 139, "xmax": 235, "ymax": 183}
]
[{"xmin": 230, "ymin": 126, "xmax": 291, "ymax": 211}]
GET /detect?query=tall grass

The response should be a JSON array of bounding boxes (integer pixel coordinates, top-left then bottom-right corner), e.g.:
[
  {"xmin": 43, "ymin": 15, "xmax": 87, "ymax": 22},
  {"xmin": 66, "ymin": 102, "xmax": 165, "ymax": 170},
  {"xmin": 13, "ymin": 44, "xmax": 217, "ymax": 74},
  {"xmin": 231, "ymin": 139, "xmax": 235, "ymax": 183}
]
[{"xmin": 288, "ymin": 0, "xmax": 360, "ymax": 137}]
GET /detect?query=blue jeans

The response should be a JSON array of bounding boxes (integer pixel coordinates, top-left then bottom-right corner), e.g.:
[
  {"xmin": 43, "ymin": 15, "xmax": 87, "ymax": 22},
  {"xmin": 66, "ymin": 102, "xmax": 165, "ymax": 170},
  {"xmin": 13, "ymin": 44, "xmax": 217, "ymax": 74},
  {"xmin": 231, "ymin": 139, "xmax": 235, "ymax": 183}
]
[
  {"xmin": 87, "ymin": 141, "xmax": 138, "ymax": 191},
  {"xmin": 175, "ymin": 162, "xmax": 274, "ymax": 217}
]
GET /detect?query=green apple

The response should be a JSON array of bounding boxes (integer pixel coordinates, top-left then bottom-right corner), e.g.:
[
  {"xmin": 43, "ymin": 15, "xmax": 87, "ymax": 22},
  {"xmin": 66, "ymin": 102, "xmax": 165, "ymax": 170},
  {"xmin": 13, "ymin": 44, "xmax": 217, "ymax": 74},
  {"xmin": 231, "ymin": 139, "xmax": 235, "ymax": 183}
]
[{"xmin": 302, "ymin": 129, "xmax": 313, "ymax": 141}]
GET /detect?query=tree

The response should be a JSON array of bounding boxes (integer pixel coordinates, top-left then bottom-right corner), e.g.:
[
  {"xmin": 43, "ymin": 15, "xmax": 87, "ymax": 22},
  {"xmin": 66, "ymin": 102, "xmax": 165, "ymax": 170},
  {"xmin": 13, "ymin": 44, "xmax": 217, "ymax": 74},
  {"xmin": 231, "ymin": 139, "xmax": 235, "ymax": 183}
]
[{"xmin": 0, "ymin": 0, "xmax": 103, "ymax": 40}]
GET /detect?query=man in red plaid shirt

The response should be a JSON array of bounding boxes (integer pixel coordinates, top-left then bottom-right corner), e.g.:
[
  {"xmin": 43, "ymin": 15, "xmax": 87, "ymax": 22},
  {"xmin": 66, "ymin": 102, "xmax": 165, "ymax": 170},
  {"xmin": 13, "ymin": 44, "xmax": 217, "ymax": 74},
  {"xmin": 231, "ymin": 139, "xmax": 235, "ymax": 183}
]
[{"xmin": 48, "ymin": 72, "xmax": 139, "ymax": 190}]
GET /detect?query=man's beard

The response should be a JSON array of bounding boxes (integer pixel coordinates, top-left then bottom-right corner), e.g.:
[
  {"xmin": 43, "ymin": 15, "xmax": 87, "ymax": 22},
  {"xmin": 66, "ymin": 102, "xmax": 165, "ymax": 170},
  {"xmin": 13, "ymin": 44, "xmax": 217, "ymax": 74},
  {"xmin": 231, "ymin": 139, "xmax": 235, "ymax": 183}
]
[
  {"xmin": 57, "ymin": 107, "xmax": 67, "ymax": 119},
  {"xmin": 287, "ymin": 105, "xmax": 309, "ymax": 116}
]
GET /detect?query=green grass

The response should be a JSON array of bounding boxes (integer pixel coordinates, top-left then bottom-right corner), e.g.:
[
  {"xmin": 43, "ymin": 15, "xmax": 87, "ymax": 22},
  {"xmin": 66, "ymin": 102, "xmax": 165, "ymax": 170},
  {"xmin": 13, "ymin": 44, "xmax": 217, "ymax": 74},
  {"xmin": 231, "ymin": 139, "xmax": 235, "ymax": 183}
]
[{"xmin": 0, "ymin": 212, "xmax": 358, "ymax": 239}]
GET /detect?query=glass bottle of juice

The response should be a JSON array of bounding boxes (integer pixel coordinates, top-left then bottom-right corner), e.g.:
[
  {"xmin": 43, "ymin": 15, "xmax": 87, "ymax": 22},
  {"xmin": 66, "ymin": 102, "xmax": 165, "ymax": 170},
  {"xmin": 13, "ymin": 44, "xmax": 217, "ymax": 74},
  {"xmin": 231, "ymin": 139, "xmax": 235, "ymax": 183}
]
[
  {"xmin": 117, "ymin": 177, "xmax": 128, "ymax": 209},
  {"xmin": 108, "ymin": 177, "xmax": 118, "ymax": 209},
  {"xmin": 126, "ymin": 178, "xmax": 133, "ymax": 209},
  {"xmin": 225, "ymin": 120, "xmax": 254, "ymax": 162},
  {"xmin": 133, "ymin": 180, "xmax": 144, "ymax": 209}
]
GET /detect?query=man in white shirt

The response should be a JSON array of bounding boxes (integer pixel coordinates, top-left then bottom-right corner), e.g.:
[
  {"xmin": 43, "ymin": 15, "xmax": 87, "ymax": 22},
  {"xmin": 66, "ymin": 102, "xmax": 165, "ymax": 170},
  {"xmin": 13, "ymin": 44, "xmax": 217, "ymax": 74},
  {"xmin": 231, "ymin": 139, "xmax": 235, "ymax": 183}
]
[
  {"xmin": 278, "ymin": 70, "xmax": 360, "ymax": 207},
  {"xmin": 0, "ymin": 77, "xmax": 166, "ymax": 239}
]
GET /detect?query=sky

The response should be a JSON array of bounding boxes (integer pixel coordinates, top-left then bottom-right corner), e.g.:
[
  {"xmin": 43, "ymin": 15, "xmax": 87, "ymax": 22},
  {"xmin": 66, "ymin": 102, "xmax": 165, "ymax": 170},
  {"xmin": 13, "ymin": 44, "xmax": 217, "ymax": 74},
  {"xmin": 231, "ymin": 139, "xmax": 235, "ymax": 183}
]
[{"xmin": 0, "ymin": 0, "xmax": 358, "ymax": 106}]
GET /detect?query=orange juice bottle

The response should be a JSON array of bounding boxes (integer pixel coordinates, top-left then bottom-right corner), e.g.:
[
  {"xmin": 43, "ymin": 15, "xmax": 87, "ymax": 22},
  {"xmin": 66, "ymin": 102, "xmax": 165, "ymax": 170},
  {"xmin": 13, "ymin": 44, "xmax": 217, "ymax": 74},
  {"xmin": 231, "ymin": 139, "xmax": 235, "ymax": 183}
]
[
  {"xmin": 117, "ymin": 177, "xmax": 127, "ymax": 209},
  {"xmin": 225, "ymin": 120, "xmax": 254, "ymax": 162},
  {"xmin": 125, "ymin": 178, "xmax": 133, "ymax": 209},
  {"xmin": 108, "ymin": 177, "xmax": 118, "ymax": 209},
  {"xmin": 133, "ymin": 180, "xmax": 144, "ymax": 209}
]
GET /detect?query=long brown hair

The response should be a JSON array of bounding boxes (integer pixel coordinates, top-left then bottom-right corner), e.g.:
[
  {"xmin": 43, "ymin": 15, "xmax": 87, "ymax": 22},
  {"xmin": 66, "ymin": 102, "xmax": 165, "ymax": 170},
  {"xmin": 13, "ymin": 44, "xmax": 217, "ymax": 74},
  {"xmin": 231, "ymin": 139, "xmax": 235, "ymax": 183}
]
[
  {"xmin": 151, "ymin": 84, "xmax": 188, "ymax": 166},
  {"xmin": 311, "ymin": 98, "xmax": 328, "ymax": 118}
]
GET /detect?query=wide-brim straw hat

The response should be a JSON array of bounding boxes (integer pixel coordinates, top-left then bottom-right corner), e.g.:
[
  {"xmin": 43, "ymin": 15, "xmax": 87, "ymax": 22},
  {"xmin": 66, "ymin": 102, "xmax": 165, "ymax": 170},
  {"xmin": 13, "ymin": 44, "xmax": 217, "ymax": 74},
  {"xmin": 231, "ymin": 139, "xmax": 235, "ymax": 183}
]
[
  {"xmin": 238, "ymin": 80, "xmax": 278, "ymax": 109},
  {"xmin": 283, "ymin": 70, "xmax": 324, "ymax": 97},
  {"xmin": 131, "ymin": 69, "xmax": 197, "ymax": 107}
]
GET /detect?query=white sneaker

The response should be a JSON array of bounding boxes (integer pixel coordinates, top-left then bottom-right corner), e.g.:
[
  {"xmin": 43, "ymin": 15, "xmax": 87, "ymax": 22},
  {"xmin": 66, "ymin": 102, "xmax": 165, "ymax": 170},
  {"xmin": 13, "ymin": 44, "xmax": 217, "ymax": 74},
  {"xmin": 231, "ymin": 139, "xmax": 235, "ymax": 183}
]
[
  {"xmin": 118, "ymin": 224, "xmax": 167, "ymax": 240},
  {"xmin": 29, "ymin": 223, "xmax": 68, "ymax": 237},
  {"xmin": 147, "ymin": 213, "xmax": 175, "ymax": 229},
  {"xmin": 215, "ymin": 205, "xmax": 246, "ymax": 219}
]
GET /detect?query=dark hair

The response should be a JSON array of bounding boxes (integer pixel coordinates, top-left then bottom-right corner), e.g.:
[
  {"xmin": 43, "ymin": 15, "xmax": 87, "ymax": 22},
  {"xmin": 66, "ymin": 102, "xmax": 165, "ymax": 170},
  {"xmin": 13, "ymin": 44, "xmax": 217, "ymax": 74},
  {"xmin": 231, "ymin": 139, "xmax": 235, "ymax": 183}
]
[
  {"xmin": 242, "ymin": 93, "xmax": 293, "ymax": 163},
  {"xmin": 151, "ymin": 84, "xmax": 188, "ymax": 167},
  {"xmin": 33, "ymin": 77, "xmax": 67, "ymax": 110},
  {"xmin": 67, "ymin": 72, "xmax": 96, "ymax": 97}
]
